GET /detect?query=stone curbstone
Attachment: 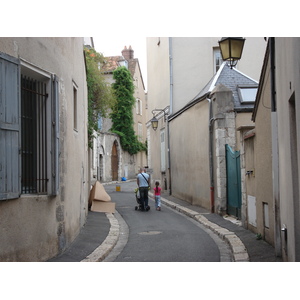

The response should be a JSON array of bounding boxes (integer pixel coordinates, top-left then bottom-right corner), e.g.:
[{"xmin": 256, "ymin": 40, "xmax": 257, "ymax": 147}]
[
  {"xmin": 159, "ymin": 196, "xmax": 249, "ymax": 262},
  {"xmin": 81, "ymin": 213, "xmax": 120, "ymax": 262},
  {"xmin": 84, "ymin": 193, "xmax": 250, "ymax": 262}
]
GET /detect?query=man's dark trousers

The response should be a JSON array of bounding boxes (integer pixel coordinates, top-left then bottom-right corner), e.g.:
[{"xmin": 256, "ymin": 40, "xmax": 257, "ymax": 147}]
[{"xmin": 139, "ymin": 187, "xmax": 149, "ymax": 210}]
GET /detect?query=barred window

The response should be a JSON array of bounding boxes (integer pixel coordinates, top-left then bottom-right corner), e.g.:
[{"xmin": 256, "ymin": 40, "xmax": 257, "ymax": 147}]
[
  {"xmin": 21, "ymin": 75, "xmax": 48, "ymax": 194},
  {"xmin": 0, "ymin": 53, "xmax": 59, "ymax": 200}
]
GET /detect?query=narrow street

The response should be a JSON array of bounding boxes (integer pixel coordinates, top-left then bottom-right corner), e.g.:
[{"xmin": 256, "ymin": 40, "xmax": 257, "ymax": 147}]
[{"xmin": 103, "ymin": 181, "xmax": 233, "ymax": 262}]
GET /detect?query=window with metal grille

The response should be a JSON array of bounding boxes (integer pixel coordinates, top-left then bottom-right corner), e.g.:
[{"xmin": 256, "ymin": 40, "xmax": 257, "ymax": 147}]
[
  {"xmin": 0, "ymin": 52, "xmax": 59, "ymax": 200},
  {"xmin": 21, "ymin": 75, "xmax": 48, "ymax": 194}
]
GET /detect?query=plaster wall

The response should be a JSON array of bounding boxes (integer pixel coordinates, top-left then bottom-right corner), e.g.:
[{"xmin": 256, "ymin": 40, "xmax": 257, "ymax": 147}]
[
  {"xmin": 146, "ymin": 37, "xmax": 170, "ymax": 119},
  {"xmin": 147, "ymin": 116, "xmax": 169, "ymax": 188},
  {"xmin": 254, "ymin": 72, "xmax": 274, "ymax": 245},
  {"xmin": 0, "ymin": 37, "xmax": 89, "ymax": 261},
  {"xmin": 275, "ymin": 37, "xmax": 300, "ymax": 261},
  {"xmin": 146, "ymin": 38, "xmax": 170, "ymax": 186},
  {"xmin": 169, "ymin": 100, "xmax": 210, "ymax": 209},
  {"xmin": 171, "ymin": 37, "xmax": 219, "ymax": 113}
]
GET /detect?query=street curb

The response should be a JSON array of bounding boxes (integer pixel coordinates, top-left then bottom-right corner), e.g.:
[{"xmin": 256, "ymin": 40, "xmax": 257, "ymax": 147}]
[
  {"xmin": 81, "ymin": 191, "xmax": 249, "ymax": 262},
  {"xmin": 81, "ymin": 213, "xmax": 120, "ymax": 262},
  {"xmin": 150, "ymin": 193, "xmax": 249, "ymax": 262}
]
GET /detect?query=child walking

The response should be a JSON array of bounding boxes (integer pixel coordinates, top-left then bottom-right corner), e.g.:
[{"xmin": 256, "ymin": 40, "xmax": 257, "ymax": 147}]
[{"xmin": 154, "ymin": 181, "xmax": 162, "ymax": 211}]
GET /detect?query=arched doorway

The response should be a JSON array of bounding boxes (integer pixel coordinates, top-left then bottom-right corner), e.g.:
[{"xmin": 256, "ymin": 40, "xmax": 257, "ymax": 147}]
[{"xmin": 111, "ymin": 141, "xmax": 119, "ymax": 181}]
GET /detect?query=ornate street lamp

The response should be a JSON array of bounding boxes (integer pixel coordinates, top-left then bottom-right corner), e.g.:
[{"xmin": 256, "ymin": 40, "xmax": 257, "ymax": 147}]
[
  {"xmin": 150, "ymin": 107, "xmax": 169, "ymax": 131},
  {"xmin": 151, "ymin": 116, "xmax": 159, "ymax": 131},
  {"xmin": 218, "ymin": 37, "xmax": 245, "ymax": 69}
]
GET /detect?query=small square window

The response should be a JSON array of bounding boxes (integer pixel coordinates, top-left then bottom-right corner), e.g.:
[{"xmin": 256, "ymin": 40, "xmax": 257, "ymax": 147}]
[{"xmin": 238, "ymin": 86, "xmax": 258, "ymax": 103}]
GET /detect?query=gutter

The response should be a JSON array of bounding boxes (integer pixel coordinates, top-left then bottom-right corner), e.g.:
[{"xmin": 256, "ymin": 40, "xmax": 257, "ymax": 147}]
[{"xmin": 207, "ymin": 97, "xmax": 215, "ymax": 213}]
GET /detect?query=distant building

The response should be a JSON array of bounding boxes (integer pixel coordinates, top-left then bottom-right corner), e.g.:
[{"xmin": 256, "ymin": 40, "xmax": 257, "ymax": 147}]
[{"xmin": 91, "ymin": 46, "xmax": 147, "ymax": 183}]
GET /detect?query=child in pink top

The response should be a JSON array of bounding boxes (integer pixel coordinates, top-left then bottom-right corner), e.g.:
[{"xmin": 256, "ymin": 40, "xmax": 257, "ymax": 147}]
[{"xmin": 154, "ymin": 181, "xmax": 162, "ymax": 211}]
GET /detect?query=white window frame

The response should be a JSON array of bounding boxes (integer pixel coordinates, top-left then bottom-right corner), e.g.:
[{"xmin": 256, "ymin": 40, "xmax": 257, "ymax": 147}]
[
  {"xmin": 238, "ymin": 85, "xmax": 258, "ymax": 103},
  {"xmin": 160, "ymin": 129, "xmax": 166, "ymax": 172},
  {"xmin": 136, "ymin": 98, "xmax": 142, "ymax": 115},
  {"xmin": 213, "ymin": 47, "xmax": 223, "ymax": 73},
  {"xmin": 21, "ymin": 61, "xmax": 53, "ymax": 195}
]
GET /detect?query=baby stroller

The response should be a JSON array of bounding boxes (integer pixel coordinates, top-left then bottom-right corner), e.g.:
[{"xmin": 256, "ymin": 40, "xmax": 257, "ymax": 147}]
[{"xmin": 134, "ymin": 188, "xmax": 150, "ymax": 211}]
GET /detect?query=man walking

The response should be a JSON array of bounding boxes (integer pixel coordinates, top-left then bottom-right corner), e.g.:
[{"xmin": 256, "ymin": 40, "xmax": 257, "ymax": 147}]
[{"xmin": 137, "ymin": 168, "xmax": 150, "ymax": 211}]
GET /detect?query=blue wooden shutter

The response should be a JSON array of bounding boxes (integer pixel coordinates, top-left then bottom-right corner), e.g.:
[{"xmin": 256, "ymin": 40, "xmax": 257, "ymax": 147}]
[
  {"xmin": 51, "ymin": 75, "xmax": 60, "ymax": 195},
  {"xmin": 0, "ymin": 52, "xmax": 21, "ymax": 200}
]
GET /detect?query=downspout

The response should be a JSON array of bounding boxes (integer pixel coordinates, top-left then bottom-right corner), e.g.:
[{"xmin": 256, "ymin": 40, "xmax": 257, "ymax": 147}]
[
  {"xmin": 207, "ymin": 97, "xmax": 215, "ymax": 213},
  {"xmin": 168, "ymin": 37, "xmax": 173, "ymax": 195},
  {"xmin": 169, "ymin": 37, "xmax": 173, "ymax": 115},
  {"xmin": 270, "ymin": 38, "xmax": 277, "ymax": 112},
  {"xmin": 270, "ymin": 37, "xmax": 282, "ymax": 257},
  {"xmin": 166, "ymin": 116, "xmax": 171, "ymax": 195}
]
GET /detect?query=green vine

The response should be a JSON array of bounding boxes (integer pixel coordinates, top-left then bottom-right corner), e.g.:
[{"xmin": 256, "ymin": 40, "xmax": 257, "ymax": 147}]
[
  {"xmin": 110, "ymin": 66, "xmax": 146, "ymax": 155},
  {"xmin": 84, "ymin": 47, "xmax": 116, "ymax": 148}
]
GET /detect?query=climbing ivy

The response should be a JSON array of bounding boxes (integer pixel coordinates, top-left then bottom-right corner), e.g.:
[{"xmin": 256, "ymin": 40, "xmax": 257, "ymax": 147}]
[
  {"xmin": 110, "ymin": 66, "xmax": 146, "ymax": 155},
  {"xmin": 84, "ymin": 47, "xmax": 116, "ymax": 148}
]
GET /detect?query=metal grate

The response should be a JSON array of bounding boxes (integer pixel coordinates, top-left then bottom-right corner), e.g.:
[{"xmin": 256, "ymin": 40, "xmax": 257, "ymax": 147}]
[{"xmin": 21, "ymin": 75, "xmax": 48, "ymax": 194}]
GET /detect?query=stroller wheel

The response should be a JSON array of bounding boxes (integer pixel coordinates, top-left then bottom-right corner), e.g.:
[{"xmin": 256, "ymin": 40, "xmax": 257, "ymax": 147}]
[
  {"xmin": 146, "ymin": 206, "xmax": 150, "ymax": 211},
  {"xmin": 135, "ymin": 206, "xmax": 138, "ymax": 210}
]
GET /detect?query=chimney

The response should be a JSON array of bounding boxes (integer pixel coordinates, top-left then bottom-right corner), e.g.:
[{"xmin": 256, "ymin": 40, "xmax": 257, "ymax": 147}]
[{"xmin": 122, "ymin": 45, "xmax": 134, "ymax": 60}]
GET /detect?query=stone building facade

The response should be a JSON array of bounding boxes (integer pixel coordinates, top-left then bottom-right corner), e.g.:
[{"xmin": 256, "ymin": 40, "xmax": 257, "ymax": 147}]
[{"xmin": 0, "ymin": 37, "xmax": 89, "ymax": 261}]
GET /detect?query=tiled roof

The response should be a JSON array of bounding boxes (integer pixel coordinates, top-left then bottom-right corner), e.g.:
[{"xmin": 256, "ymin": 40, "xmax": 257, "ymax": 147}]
[
  {"xmin": 189, "ymin": 63, "xmax": 258, "ymax": 112},
  {"xmin": 101, "ymin": 55, "xmax": 145, "ymax": 90},
  {"xmin": 101, "ymin": 55, "xmax": 137, "ymax": 77},
  {"xmin": 101, "ymin": 56, "xmax": 125, "ymax": 73}
]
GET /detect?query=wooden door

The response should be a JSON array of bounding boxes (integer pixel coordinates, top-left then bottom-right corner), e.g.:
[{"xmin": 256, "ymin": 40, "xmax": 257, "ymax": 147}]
[
  {"xmin": 111, "ymin": 141, "xmax": 118, "ymax": 181},
  {"xmin": 226, "ymin": 144, "xmax": 241, "ymax": 218}
]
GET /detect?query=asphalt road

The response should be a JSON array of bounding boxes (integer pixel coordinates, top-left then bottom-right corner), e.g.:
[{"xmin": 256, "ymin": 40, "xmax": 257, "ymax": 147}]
[{"xmin": 104, "ymin": 181, "xmax": 232, "ymax": 262}]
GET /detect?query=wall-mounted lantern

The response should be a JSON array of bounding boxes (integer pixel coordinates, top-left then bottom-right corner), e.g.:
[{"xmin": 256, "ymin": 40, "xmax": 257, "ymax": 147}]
[
  {"xmin": 150, "ymin": 106, "xmax": 170, "ymax": 131},
  {"xmin": 218, "ymin": 37, "xmax": 245, "ymax": 69},
  {"xmin": 150, "ymin": 116, "xmax": 159, "ymax": 131}
]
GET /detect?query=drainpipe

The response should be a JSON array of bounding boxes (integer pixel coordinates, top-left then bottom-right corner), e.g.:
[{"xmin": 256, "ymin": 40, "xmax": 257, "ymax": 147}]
[
  {"xmin": 167, "ymin": 115, "xmax": 172, "ymax": 195},
  {"xmin": 169, "ymin": 37, "xmax": 173, "ymax": 115},
  {"xmin": 270, "ymin": 38, "xmax": 277, "ymax": 112},
  {"xmin": 270, "ymin": 37, "xmax": 282, "ymax": 257},
  {"xmin": 168, "ymin": 37, "xmax": 173, "ymax": 195},
  {"xmin": 207, "ymin": 97, "xmax": 215, "ymax": 213}
]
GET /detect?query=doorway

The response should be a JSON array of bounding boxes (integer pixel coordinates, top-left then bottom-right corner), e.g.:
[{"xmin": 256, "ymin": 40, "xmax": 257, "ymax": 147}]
[
  {"xmin": 226, "ymin": 144, "xmax": 242, "ymax": 218},
  {"xmin": 111, "ymin": 141, "xmax": 118, "ymax": 181}
]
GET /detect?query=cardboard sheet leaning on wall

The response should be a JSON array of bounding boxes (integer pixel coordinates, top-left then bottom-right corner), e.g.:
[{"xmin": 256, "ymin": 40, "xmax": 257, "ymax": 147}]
[{"xmin": 89, "ymin": 181, "xmax": 115, "ymax": 213}]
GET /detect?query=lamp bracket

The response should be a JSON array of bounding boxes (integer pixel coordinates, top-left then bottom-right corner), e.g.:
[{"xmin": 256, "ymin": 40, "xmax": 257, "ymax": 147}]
[{"xmin": 151, "ymin": 106, "xmax": 170, "ymax": 120}]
